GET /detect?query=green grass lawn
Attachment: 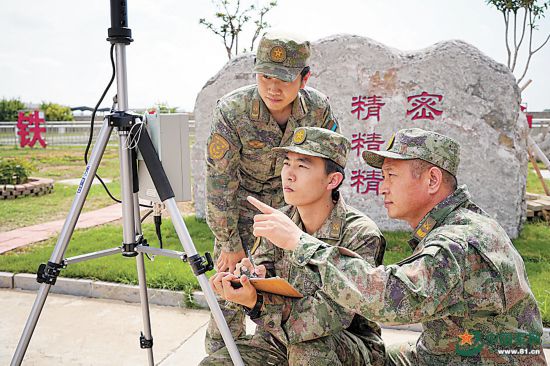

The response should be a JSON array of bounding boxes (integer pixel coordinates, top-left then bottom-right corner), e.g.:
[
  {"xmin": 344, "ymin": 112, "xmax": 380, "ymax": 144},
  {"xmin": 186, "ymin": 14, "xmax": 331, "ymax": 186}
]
[
  {"xmin": 0, "ymin": 216, "xmax": 548, "ymax": 325},
  {"xmin": 0, "ymin": 217, "xmax": 211, "ymax": 305},
  {"xmin": 528, "ymin": 161, "xmax": 550, "ymax": 195},
  {"xmin": 0, "ymin": 145, "xmax": 121, "ymax": 231}
]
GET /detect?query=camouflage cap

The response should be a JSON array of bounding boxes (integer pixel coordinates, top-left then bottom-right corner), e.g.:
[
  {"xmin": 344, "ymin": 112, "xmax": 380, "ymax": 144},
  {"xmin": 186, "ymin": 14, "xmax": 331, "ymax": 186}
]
[
  {"xmin": 273, "ymin": 127, "xmax": 350, "ymax": 168},
  {"xmin": 362, "ymin": 128, "xmax": 460, "ymax": 176},
  {"xmin": 254, "ymin": 31, "xmax": 310, "ymax": 82}
]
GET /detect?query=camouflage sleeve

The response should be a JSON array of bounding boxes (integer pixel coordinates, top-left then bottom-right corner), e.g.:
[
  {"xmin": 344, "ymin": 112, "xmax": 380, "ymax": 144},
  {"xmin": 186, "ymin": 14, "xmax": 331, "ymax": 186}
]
[
  {"xmin": 321, "ymin": 101, "xmax": 340, "ymax": 133},
  {"xmin": 341, "ymin": 222, "xmax": 386, "ymax": 266},
  {"xmin": 252, "ymin": 237, "xmax": 276, "ymax": 277},
  {"xmin": 205, "ymin": 106, "xmax": 243, "ymax": 253},
  {"xmin": 289, "ymin": 233, "xmax": 463, "ymax": 324}
]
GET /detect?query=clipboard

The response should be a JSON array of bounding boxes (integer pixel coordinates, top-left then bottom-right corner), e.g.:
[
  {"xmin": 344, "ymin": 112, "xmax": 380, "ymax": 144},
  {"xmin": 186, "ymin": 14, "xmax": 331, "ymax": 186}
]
[{"xmin": 231, "ymin": 277, "xmax": 303, "ymax": 298}]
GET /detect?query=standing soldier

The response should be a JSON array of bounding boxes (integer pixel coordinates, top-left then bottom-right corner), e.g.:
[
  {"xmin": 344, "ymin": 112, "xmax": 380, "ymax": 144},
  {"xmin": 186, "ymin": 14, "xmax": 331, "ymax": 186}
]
[
  {"xmin": 205, "ymin": 32, "xmax": 339, "ymax": 353},
  {"xmin": 248, "ymin": 128, "xmax": 547, "ymax": 365}
]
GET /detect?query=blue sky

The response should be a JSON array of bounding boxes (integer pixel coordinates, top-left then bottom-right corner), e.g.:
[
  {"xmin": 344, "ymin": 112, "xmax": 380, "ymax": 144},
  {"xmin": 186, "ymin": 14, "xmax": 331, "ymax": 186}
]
[{"xmin": 1, "ymin": 0, "xmax": 548, "ymax": 111}]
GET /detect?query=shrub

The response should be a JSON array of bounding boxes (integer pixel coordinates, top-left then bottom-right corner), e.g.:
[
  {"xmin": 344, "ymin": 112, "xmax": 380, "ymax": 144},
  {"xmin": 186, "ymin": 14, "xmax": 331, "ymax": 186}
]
[
  {"xmin": 0, "ymin": 98, "xmax": 26, "ymax": 121},
  {"xmin": 40, "ymin": 102, "xmax": 74, "ymax": 121},
  {"xmin": 0, "ymin": 158, "xmax": 35, "ymax": 185}
]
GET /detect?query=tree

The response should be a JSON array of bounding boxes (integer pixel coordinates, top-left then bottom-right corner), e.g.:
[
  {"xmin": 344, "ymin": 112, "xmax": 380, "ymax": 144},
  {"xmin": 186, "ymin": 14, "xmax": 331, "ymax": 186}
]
[
  {"xmin": 487, "ymin": 0, "xmax": 550, "ymax": 85},
  {"xmin": 40, "ymin": 102, "xmax": 74, "ymax": 121},
  {"xmin": 0, "ymin": 98, "xmax": 26, "ymax": 121},
  {"xmin": 200, "ymin": 0, "xmax": 278, "ymax": 60},
  {"xmin": 148, "ymin": 102, "xmax": 177, "ymax": 114}
]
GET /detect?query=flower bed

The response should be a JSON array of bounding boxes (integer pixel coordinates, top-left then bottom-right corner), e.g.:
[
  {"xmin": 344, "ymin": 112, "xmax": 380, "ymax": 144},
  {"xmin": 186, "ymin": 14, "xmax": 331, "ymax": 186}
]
[{"xmin": 0, "ymin": 177, "xmax": 54, "ymax": 199}]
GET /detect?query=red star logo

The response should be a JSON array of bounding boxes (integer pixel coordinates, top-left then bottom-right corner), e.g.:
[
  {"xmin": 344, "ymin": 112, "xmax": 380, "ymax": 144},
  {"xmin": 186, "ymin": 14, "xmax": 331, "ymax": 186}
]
[{"xmin": 458, "ymin": 330, "xmax": 475, "ymax": 346}]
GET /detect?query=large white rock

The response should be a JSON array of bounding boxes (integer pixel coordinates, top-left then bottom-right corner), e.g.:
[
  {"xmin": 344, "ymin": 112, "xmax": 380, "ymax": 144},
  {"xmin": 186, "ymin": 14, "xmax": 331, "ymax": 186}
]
[{"xmin": 192, "ymin": 34, "xmax": 528, "ymax": 238}]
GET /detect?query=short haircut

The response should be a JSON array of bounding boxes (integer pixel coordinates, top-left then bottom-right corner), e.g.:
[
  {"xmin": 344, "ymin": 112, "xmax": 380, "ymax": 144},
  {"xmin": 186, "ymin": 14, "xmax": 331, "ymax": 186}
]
[
  {"xmin": 410, "ymin": 159, "xmax": 457, "ymax": 191},
  {"xmin": 300, "ymin": 66, "xmax": 310, "ymax": 80},
  {"xmin": 324, "ymin": 158, "xmax": 345, "ymax": 201}
]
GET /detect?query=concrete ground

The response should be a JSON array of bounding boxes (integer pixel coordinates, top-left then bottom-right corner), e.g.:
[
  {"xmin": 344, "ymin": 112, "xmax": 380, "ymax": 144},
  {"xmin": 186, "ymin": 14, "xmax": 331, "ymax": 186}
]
[
  {"xmin": 2, "ymin": 289, "xmax": 549, "ymax": 365},
  {"xmin": 1, "ymin": 289, "xmax": 424, "ymax": 366}
]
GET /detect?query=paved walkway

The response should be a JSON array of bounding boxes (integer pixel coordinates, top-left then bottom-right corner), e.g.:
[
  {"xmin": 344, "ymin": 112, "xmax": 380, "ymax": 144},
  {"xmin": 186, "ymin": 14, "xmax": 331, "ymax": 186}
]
[
  {"xmin": 0, "ymin": 204, "xmax": 123, "ymax": 254},
  {"xmin": 1, "ymin": 289, "xmax": 424, "ymax": 365}
]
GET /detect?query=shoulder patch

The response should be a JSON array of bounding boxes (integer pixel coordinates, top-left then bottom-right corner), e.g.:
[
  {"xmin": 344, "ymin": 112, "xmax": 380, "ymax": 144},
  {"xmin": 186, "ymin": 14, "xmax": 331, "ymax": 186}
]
[
  {"xmin": 413, "ymin": 217, "xmax": 437, "ymax": 242},
  {"xmin": 250, "ymin": 99, "xmax": 260, "ymax": 120},
  {"xmin": 247, "ymin": 140, "xmax": 266, "ymax": 149},
  {"xmin": 208, "ymin": 133, "xmax": 230, "ymax": 160},
  {"xmin": 326, "ymin": 120, "xmax": 337, "ymax": 132},
  {"xmin": 330, "ymin": 219, "xmax": 343, "ymax": 239}
]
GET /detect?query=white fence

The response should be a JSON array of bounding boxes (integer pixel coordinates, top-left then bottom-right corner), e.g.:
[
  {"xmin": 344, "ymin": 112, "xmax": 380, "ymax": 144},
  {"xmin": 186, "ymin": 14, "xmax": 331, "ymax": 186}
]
[{"xmin": 0, "ymin": 120, "xmax": 196, "ymax": 146}]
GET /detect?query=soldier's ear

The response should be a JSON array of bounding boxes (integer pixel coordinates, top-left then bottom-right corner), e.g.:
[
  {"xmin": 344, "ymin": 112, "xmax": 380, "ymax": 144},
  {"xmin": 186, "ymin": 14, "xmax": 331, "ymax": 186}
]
[
  {"xmin": 300, "ymin": 71, "xmax": 311, "ymax": 88},
  {"xmin": 327, "ymin": 172, "xmax": 344, "ymax": 190},
  {"xmin": 427, "ymin": 167, "xmax": 443, "ymax": 194}
]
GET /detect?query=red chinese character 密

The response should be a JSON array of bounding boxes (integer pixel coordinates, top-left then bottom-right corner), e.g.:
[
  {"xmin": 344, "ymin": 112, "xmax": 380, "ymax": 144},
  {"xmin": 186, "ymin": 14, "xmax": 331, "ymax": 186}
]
[
  {"xmin": 406, "ymin": 91, "xmax": 443, "ymax": 120},
  {"xmin": 17, "ymin": 111, "xmax": 47, "ymax": 148}
]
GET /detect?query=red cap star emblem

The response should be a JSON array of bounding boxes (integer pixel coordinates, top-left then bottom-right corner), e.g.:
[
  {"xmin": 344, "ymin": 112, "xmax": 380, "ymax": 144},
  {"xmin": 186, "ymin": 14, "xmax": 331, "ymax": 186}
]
[{"xmin": 458, "ymin": 330, "xmax": 475, "ymax": 346}]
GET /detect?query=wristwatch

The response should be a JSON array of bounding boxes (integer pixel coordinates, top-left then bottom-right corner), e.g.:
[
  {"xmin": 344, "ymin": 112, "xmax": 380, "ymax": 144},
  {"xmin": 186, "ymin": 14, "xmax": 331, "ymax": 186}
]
[{"xmin": 244, "ymin": 292, "xmax": 263, "ymax": 319}]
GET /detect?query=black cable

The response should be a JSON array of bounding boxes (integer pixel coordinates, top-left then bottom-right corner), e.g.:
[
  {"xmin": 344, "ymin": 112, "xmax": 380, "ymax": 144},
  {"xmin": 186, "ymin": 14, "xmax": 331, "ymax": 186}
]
[
  {"xmin": 140, "ymin": 209, "xmax": 153, "ymax": 223},
  {"xmin": 85, "ymin": 44, "xmax": 115, "ymax": 165},
  {"xmin": 154, "ymin": 214, "xmax": 163, "ymax": 249},
  {"xmin": 84, "ymin": 44, "xmax": 121, "ymax": 203},
  {"xmin": 83, "ymin": 44, "xmax": 153, "ymax": 209}
]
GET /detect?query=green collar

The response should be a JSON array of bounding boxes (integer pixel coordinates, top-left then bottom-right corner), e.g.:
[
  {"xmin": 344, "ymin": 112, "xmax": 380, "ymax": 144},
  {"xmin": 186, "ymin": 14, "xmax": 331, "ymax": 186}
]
[
  {"xmin": 408, "ymin": 185, "xmax": 471, "ymax": 250},
  {"xmin": 288, "ymin": 197, "xmax": 346, "ymax": 241}
]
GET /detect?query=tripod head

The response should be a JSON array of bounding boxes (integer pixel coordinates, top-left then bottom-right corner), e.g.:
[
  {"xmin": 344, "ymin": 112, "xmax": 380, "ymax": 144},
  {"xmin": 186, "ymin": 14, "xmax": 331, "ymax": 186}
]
[{"xmin": 107, "ymin": 0, "xmax": 133, "ymax": 45}]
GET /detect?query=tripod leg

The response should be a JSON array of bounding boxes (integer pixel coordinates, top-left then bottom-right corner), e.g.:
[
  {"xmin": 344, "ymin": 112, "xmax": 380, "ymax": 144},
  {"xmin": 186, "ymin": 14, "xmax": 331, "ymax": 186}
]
[
  {"xmin": 11, "ymin": 121, "xmax": 113, "ymax": 366},
  {"xmin": 136, "ymin": 253, "xmax": 155, "ymax": 365},
  {"xmin": 118, "ymin": 132, "xmax": 137, "ymax": 247},
  {"xmin": 136, "ymin": 129, "xmax": 244, "ymax": 366},
  {"xmin": 118, "ymin": 131, "xmax": 156, "ymax": 366},
  {"xmin": 165, "ymin": 200, "xmax": 245, "ymax": 366}
]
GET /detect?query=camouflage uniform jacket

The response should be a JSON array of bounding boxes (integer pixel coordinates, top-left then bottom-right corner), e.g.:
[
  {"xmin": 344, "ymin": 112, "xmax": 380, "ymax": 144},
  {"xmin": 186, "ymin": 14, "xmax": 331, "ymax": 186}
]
[
  {"xmin": 252, "ymin": 196, "xmax": 386, "ymax": 351},
  {"xmin": 288, "ymin": 186, "xmax": 546, "ymax": 365},
  {"xmin": 206, "ymin": 84, "xmax": 339, "ymax": 253}
]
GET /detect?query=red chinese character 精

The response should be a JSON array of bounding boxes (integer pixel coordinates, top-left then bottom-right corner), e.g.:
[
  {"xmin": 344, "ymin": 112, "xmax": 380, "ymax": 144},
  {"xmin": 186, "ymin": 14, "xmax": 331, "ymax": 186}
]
[
  {"xmin": 350, "ymin": 169, "xmax": 384, "ymax": 195},
  {"xmin": 351, "ymin": 132, "xmax": 385, "ymax": 157},
  {"xmin": 351, "ymin": 95, "xmax": 385, "ymax": 121}
]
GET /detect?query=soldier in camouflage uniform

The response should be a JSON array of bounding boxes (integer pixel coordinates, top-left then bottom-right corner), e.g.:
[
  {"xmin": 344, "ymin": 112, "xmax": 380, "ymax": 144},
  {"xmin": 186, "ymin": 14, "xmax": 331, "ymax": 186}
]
[
  {"xmin": 205, "ymin": 32, "xmax": 339, "ymax": 353},
  {"xmin": 249, "ymin": 128, "xmax": 547, "ymax": 365},
  {"xmin": 201, "ymin": 128, "xmax": 386, "ymax": 365}
]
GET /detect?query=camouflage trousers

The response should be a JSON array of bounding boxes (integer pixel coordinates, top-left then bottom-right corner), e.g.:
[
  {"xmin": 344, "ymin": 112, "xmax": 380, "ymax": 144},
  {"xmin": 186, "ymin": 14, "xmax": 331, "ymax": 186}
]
[{"xmin": 201, "ymin": 327, "xmax": 381, "ymax": 366}]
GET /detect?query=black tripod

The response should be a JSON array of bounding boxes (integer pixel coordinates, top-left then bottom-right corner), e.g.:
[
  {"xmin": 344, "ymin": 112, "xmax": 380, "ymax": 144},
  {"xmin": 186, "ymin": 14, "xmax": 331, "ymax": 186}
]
[{"xmin": 11, "ymin": 2, "xmax": 244, "ymax": 365}]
